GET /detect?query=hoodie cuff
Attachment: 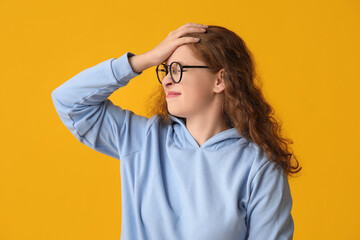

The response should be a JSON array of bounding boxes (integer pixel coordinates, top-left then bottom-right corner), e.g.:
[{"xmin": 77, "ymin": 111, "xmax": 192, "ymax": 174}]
[{"xmin": 110, "ymin": 51, "xmax": 143, "ymax": 86}]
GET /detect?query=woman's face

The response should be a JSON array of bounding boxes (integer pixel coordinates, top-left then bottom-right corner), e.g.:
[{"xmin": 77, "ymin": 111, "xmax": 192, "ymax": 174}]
[{"xmin": 162, "ymin": 45, "xmax": 219, "ymax": 119}]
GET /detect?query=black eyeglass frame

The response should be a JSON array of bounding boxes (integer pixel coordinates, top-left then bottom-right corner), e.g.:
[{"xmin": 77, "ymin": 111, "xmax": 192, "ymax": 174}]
[{"xmin": 156, "ymin": 62, "xmax": 209, "ymax": 84}]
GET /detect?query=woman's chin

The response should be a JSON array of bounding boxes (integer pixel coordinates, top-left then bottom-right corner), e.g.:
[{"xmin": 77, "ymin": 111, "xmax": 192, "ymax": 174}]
[{"xmin": 168, "ymin": 108, "xmax": 186, "ymax": 119}]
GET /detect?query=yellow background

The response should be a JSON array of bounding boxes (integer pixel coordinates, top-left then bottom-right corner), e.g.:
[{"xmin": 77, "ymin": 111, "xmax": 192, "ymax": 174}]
[{"xmin": 1, "ymin": 0, "xmax": 359, "ymax": 239}]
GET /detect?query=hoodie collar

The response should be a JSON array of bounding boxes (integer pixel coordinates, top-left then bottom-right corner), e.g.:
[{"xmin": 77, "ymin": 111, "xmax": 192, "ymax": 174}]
[{"xmin": 169, "ymin": 115, "xmax": 247, "ymax": 150}]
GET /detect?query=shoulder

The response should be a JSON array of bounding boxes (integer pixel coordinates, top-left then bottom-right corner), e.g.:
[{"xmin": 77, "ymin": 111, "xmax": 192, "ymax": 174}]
[
  {"xmin": 246, "ymin": 141, "xmax": 284, "ymax": 182},
  {"xmin": 144, "ymin": 114, "xmax": 171, "ymax": 135}
]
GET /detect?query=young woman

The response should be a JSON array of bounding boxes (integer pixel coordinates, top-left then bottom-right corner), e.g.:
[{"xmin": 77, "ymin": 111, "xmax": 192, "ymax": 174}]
[{"xmin": 52, "ymin": 22, "xmax": 301, "ymax": 240}]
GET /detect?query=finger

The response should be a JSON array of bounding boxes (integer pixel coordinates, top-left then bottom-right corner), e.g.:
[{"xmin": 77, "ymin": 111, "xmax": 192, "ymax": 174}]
[
  {"xmin": 175, "ymin": 37, "xmax": 201, "ymax": 47},
  {"xmin": 173, "ymin": 26, "xmax": 207, "ymax": 39},
  {"xmin": 175, "ymin": 23, "xmax": 208, "ymax": 32},
  {"xmin": 183, "ymin": 22, "xmax": 208, "ymax": 28}
]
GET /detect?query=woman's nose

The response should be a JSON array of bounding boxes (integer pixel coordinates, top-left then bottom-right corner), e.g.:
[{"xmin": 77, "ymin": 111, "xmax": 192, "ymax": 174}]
[{"xmin": 162, "ymin": 74, "xmax": 174, "ymax": 87}]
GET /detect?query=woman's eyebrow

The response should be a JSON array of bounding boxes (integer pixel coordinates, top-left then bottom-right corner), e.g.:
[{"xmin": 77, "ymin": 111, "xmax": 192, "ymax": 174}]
[{"xmin": 165, "ymin": 60, "xmax": 186, "ymax": 66}]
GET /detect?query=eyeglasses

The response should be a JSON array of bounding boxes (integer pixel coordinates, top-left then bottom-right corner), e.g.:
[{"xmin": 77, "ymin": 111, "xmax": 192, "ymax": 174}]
[{"xmin": 156, "ymin": 62, "xmax": 209, "ymax": 84}]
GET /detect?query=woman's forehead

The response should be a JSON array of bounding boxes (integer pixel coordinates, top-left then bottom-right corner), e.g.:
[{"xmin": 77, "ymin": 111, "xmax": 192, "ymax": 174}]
[{"xmin": 165, "ymin": 45, "xmax": 199, "ymax": 65}]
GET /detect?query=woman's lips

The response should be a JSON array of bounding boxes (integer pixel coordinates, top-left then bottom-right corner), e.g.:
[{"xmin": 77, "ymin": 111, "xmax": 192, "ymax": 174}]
[{"xmin": 166, "ymin": 92, "xmax": 181, "ymax": 98}]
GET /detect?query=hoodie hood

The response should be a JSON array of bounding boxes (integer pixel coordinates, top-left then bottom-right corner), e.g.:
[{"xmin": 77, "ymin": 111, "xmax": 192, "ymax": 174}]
[{"xmin": 169, "ymin": 115, "xmax": 248, "ymax": 150}]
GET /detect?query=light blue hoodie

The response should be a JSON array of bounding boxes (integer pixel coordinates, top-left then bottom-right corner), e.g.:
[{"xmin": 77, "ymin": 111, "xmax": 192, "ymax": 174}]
[{"xmin": 51, "ymin": 52, "xmax": 294, "ymax": 240}]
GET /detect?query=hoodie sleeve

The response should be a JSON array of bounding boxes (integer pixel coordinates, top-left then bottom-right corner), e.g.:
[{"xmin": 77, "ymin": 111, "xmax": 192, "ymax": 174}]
[
  {"xmin": 246, "ymin": 158, "xmax": 294, "ymax": 240},
  {"xmin": 51, "ymin": 52, "xmax": 151, "ymax": 160}
]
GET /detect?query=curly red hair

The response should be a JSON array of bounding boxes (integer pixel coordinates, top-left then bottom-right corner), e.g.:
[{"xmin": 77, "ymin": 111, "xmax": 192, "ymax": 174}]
[{"xmin": 146, "ymin": 25, "xmax": 302, "ymax": 178}]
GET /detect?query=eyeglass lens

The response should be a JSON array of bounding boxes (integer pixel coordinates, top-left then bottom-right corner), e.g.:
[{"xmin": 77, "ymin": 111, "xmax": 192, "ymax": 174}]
[{"xmin": 157, "ymin": 62, "xmax": 182, "ymax": 83}]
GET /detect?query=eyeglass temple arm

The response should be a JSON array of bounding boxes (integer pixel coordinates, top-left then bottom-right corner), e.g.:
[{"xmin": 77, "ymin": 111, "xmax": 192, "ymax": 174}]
[{"xmin": 182, "ymin": 66, "xmax": 209, "ymax": 68}]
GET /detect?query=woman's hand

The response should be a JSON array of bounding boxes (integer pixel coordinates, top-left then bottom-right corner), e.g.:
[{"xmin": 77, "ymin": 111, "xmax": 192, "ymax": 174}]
[
  {"xmin": 146, "ymin": 22, "xmax": 208, "ymax": 66},
  {"xmin": 129, "ymin": 23, "xmax": 208, "ymax": 73}
]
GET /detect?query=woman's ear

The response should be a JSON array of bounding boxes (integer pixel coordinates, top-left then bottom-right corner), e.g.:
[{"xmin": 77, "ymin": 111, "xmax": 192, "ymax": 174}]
[{"xmin": 213, "ymin": 68, "xmax": 226, "ymax": 93}]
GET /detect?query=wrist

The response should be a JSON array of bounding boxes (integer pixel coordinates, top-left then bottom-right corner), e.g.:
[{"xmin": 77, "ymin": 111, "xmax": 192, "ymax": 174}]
[{"xmin": 128, "ymin": 52, "xmax": 154, "ymax": 74}]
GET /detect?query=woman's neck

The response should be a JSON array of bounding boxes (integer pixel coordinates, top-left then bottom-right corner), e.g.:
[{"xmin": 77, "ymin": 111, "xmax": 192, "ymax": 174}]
[{"xmin": 185, "ymin": 112, "xmax": 231, "ymax": 147}]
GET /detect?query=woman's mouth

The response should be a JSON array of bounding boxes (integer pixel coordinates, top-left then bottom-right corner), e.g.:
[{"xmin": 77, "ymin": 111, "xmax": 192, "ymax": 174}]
[{"xmin": 166, "ymin": 91, "xmax": 181, "ymax": 98}]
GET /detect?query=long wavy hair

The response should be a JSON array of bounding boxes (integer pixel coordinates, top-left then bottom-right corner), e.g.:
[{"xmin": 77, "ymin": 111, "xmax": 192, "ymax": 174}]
[{"xmin": 145, "ymin": 25, "xmax": 302, "ymax": 178}]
